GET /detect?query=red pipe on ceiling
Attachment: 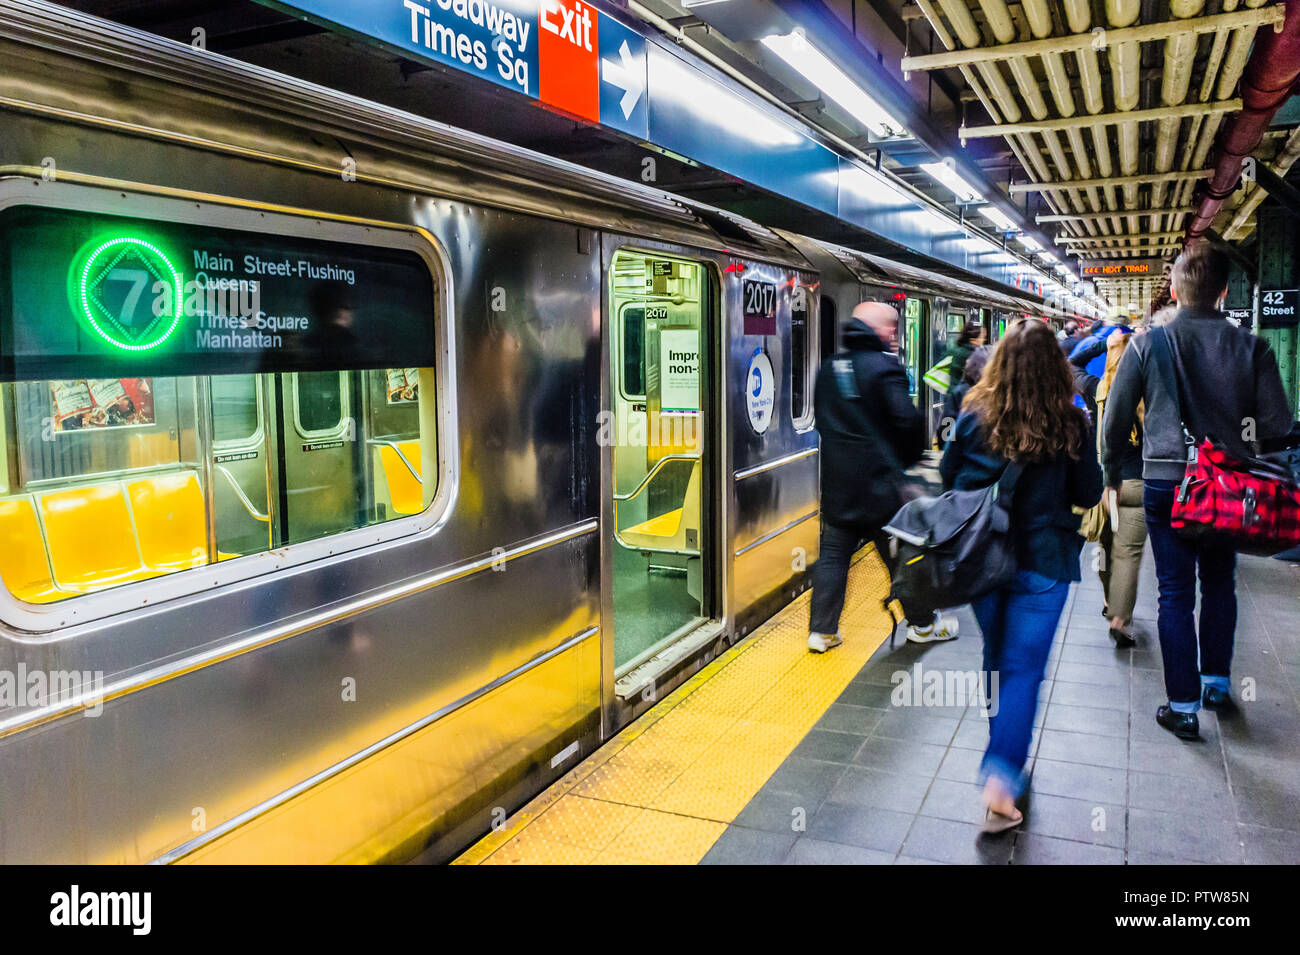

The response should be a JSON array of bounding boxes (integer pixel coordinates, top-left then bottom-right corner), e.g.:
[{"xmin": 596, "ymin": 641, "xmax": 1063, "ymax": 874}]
[{"xmin": 1186, "ymin": 0, "xmax": 1300, "ymax": 239}]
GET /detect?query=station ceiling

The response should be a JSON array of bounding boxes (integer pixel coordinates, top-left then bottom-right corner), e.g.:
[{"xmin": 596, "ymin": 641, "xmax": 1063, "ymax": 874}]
[{"xmin": 638, "ymin": 0, "xmax": 1299, "ymax": 311}]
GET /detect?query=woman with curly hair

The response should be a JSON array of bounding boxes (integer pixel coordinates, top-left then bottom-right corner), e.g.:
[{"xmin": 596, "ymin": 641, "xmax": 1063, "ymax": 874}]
[{"xmin": 940, "ymin": 319, "xmax": 1103, "ymax": 833}]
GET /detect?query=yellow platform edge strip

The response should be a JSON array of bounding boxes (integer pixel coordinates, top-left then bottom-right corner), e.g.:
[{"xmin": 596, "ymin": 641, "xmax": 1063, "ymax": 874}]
[{"xmin": 455, "ymin": 546, "xmax": 896, "ymax": 866}]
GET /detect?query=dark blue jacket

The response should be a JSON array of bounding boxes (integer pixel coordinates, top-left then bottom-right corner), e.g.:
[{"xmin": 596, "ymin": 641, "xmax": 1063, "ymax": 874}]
[{"xmin": 940, "ymin": 410, "xmax": 1102, "ymax": 582}]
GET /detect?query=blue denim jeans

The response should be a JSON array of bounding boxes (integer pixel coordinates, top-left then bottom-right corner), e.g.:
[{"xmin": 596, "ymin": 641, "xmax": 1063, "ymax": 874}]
[
  {"xmin": 972, "ymin": 569, "xmax": 1070, "ymax": 796},
  {"xmin": 1143, "ymin": 479, "xmax": 1237, "ymax": 713}
]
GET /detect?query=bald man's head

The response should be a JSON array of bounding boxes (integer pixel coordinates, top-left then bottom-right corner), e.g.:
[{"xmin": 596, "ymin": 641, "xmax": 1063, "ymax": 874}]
[{"xmin": 851, "ymin": 301, "xmax": 899, "ymax": 351}]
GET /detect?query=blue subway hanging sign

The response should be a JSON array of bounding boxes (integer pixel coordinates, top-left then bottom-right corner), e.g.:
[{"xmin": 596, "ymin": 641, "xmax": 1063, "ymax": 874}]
[{"xmin": 259, "ymin": 1, "xmax": 648, "ymax": 137}]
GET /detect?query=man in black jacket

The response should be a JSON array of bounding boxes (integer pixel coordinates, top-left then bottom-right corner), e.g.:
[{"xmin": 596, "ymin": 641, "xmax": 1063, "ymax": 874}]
[
  {"xmin": 809, "ymin": 302, "xmax": 955, "ymax": 652},
  {"xmin": 1103, "ymin": 242, "xmax": 1292, "ymax": 739}
]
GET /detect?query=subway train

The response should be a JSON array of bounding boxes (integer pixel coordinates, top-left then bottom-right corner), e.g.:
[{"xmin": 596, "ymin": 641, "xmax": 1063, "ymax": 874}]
[{"xmin": 0, "ymin": 1, "xmax": 1056, "ymax": 863}]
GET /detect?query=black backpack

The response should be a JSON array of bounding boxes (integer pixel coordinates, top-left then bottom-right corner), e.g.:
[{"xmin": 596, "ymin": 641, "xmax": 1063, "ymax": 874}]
[{"xmin": 882, "ymin": 462, "xmax": 1022, "ymax": 612}]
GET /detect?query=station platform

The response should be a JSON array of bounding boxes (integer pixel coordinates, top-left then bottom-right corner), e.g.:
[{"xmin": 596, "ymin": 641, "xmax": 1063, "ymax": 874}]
[{"xmin": 455, "ymin": 546, "xmax": 1300, "ymax": 866}]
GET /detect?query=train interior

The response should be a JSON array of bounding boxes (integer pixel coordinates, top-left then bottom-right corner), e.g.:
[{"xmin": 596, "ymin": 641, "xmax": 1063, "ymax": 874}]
[
  {"xmin": 609, "ymin": 249, "xmax": 711, "ymax": 674},
  {"xmin": 0, "ymin": 368, "xmax": 432, "ymax": 605}
]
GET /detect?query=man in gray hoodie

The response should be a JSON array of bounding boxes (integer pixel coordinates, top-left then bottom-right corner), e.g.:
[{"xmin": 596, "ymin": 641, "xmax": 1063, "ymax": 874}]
[{"xmin": 1103, "ymin": 242, "xmax": 1292, "ymax": 741}]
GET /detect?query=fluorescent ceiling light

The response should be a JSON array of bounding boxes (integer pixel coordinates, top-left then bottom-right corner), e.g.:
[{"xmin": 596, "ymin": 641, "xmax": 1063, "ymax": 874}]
[
  {"xmin": 922, "ymin": 206, "xmax": 961, "ymax": 234},
  {"xmin": 1016, "ymin": 234, "xmax": 1043, "ymax": 252},
  {"xmin": 841, "ymin": 161, "xmax": 908, "ymax": 207},
  {"xmin": 762, "ymin": 32, "xmax": 905, "ymax": 137},
  {"xmin": 980, "ymin": 205, "xmax": 1017, "ymax": 232},
  {"xmin": 919, "ymin": 160, "xmax": 984, "ymax": 203},
  {"xmin": 656, "ymin": 52, "xmax": 801, "ymax": 147}
]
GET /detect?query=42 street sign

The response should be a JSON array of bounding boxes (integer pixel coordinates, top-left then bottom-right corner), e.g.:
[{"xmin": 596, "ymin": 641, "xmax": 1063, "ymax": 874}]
[{"xmin": 1260, "ymin": 288, "xmax": 1299, "ymax": 328}]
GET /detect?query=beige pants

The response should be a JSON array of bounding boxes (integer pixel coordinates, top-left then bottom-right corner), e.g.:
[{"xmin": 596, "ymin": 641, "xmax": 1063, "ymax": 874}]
[{"xmin": 1098, "ymin": 478, "xmax": 1147, "ymax": 621}]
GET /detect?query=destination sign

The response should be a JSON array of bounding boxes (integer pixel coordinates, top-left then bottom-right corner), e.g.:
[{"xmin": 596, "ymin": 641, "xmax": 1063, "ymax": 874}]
[
  {"xmin": 0, "ymin": 206, "xmax": 436, "ymax": 380},
  {"xmin": 1080, "ymin": 259, "xmax": 1166, "ymax": 277}
]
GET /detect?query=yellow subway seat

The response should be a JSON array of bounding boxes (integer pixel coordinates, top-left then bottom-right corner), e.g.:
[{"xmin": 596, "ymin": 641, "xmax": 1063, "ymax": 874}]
[
  {"xmin": 623, "ymin": 507, "xmax": 683, "ymax": 539},
  {"xmin": 379, "ymin": 442, "xmax": 423, "ymax": 515},
  {"xmin": 617, "ymin": 460, "xmax": 700, "ymax": 551},
  {"xmin": 127, "ymin": 472, "xmax": 234, "ymax": 571},
  {"xmin": 0, "ymin": 498, "xmax": 63, "ymax": 603},
  {"xmin": 38, "ymin": 485, "xmax": 163, "ymax": 591}
]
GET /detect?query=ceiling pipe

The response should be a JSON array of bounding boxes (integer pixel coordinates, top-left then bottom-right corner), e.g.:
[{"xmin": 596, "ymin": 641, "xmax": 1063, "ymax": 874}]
[
  {"xmin": 1222, "ymin": 123, "xmax": 1300, "ymax": 237},
  {"xmin": 914, "ymin": 0, "xmax": 1075, "ymax": 245},
  {"xmin": 1107, "ymin": 0, "xmax": 1143, "ymax": 231},
  {"xmin": 1187, "ymin": 0, "xmax": 1300, "ymax": 239},
  {"xmin": 1170, "ymin": 0, "xmax": 1268, "ymax": 227},
  {"xmin": 1151, "ymin": 0, "xmax": 1207, "ymax": 234}
]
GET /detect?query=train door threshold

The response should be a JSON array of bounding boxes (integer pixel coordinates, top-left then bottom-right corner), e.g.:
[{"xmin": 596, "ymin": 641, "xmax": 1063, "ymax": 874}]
[{"xmin": 613, "ymin": 618, "xmax": 727, "ymax": 702}]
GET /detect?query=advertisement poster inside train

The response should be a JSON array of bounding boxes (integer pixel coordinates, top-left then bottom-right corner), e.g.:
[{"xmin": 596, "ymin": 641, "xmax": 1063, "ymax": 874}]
[
  {"xmin": 386, "ymin": 368, "xmax": 420, "ymax": 404},
  {"xmin": 51, "ymin": 377, "xmax": 155, "ymax": 433},
  {"xmin": 658, "ymin": 329, "xmax": 700, "ymax": 413}
]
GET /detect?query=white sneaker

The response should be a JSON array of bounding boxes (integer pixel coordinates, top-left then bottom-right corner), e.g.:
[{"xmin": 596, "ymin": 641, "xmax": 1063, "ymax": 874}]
[
  {"xmin": 808, "ymin": 632, "xmax": 843, "ymax": 653},
  {"xmin": 906, "ymin": 614, "xmax": 959, "ymax": 644}
]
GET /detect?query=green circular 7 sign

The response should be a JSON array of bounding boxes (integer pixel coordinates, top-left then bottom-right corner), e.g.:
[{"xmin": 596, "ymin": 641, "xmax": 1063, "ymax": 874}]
[{"xmin": 74, "ymin": 236, "xmax": 184, "ymax": 352}]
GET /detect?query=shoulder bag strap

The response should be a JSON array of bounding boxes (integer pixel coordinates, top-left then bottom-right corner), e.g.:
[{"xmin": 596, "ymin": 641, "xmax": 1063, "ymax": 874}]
[
  {"xmin": 1148, "ymin": 327, "xmax": 1195, "ymax": 444},
  {"xmin": 994, "ymin": 459, "xmax": 1024, "ymax": 507},
  {"xmin": 1148, "ymin": 327, "xmax": 1200, "ymax": 502},
  {"xmin": 1162, "ymin": 326, "xmax": 1207, "ymax": 441}
]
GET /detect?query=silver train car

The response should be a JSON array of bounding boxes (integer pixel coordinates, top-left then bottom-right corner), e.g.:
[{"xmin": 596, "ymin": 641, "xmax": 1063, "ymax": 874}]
[{"xmin": 0, "ymin": 1, "xmax": 1047, "ymax": 863}]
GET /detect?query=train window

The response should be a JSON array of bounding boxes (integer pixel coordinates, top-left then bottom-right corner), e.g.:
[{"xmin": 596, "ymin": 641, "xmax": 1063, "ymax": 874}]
[
  {"xmin": 790, "ymin": 283, "xmax": 812, "ymax": 426},
  {"xmin": 0, "ymin": 198, "xmax": 443, "ymax": 611},
  {"xmin": 903, "ymin": 298, "xmax": 924, "ymax": 401},
  {"xmin": 293, "ymin": 371, "xmax": 346, "ymax": 435},
  {"xmin": 820, "ymin": 295, "xmax": 837, "ymax": 362},
  {"xmin": 211, "ymin": 375, "xmax": 259, "ymax": 444},
  {"xmin": 620, "ymin": 305, "xmax": 646, "ymax": 399}
]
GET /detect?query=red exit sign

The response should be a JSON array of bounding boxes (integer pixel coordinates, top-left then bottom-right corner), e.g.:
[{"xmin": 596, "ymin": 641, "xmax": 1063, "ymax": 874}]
[{"xmin": 539, "ymin": 0, "xmax": 599, "ymax": 122}]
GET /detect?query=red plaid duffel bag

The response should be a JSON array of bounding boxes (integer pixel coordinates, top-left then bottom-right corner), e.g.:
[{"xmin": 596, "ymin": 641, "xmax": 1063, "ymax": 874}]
[{"xmin": 1172, "ymin": 438, "xmax": 1300, "ymax": 556}]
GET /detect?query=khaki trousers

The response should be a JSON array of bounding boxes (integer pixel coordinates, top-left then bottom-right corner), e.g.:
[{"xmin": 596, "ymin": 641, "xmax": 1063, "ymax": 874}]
[{"xmin": 1098, "ymin": 478, "xmax": 1147, "ymax": 621}]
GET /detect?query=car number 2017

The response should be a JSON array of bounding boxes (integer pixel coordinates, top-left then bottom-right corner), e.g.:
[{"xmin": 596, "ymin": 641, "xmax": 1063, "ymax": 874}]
[{"xmin": 743, "ymin": 278, "xmax": 776, "ymax": 318}]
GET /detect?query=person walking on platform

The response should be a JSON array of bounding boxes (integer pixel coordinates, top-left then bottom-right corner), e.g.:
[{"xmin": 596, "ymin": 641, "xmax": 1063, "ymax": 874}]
[
  {"xmin": 1071, "ymin": 326, "xmax": 1146, "ymax": 646},
  {"xmin": 808, "ymin": 302, "xmax": 959, "ymax": 653},
  {"xmin": 1059, "ymin": 319, "xmax": 1089, "ymax": 357},
  {"xmin": 940, "ymin": 319, "xmax": 1101, "ymax": 831},
  {"xmin": 940, "ymin": 344, "xmax": 991, "ymax": 437},
  {"xmin": 945, "ymin": 321, "xmax": 986, "ymax": 386},
  {"xmin": 1067, "ymin": 319, "xmax": 1129, "ymax": 420},
  {"xmin": 1103, "ymin": 242, "xmax": 1292, "ymax": 739}
]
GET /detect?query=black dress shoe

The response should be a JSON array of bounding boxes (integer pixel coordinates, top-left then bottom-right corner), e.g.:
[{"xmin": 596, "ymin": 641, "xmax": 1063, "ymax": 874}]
[
  {"xmin": 1202, "ymin": 686, "xmax": 1238, "ymax": 714},
  {"xmin": 1109, "ymin": 627, "xmax": 1136, "ymax": 648},
  {"xmin": 1157, "ymin": 705, "xmax": 1200, "ymax": 740}
]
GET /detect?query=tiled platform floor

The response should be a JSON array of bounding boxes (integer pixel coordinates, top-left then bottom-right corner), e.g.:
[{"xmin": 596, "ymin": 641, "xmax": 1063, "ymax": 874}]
[{"xmin": 704, "ymin": 552, "xmax": 1300, "ymax": 865}]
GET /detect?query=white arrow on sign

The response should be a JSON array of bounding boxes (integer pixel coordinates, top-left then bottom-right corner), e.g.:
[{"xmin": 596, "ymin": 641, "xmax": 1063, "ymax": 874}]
[{"xmin": 601, "ymin": 40, "xmax": 644, "ymax": 121}]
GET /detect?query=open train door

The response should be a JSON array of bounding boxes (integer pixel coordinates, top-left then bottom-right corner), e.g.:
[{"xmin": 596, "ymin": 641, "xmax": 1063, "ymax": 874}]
[{"xmin": 601, "ymin": 245, "xmax": 722, "ymax": 730}]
